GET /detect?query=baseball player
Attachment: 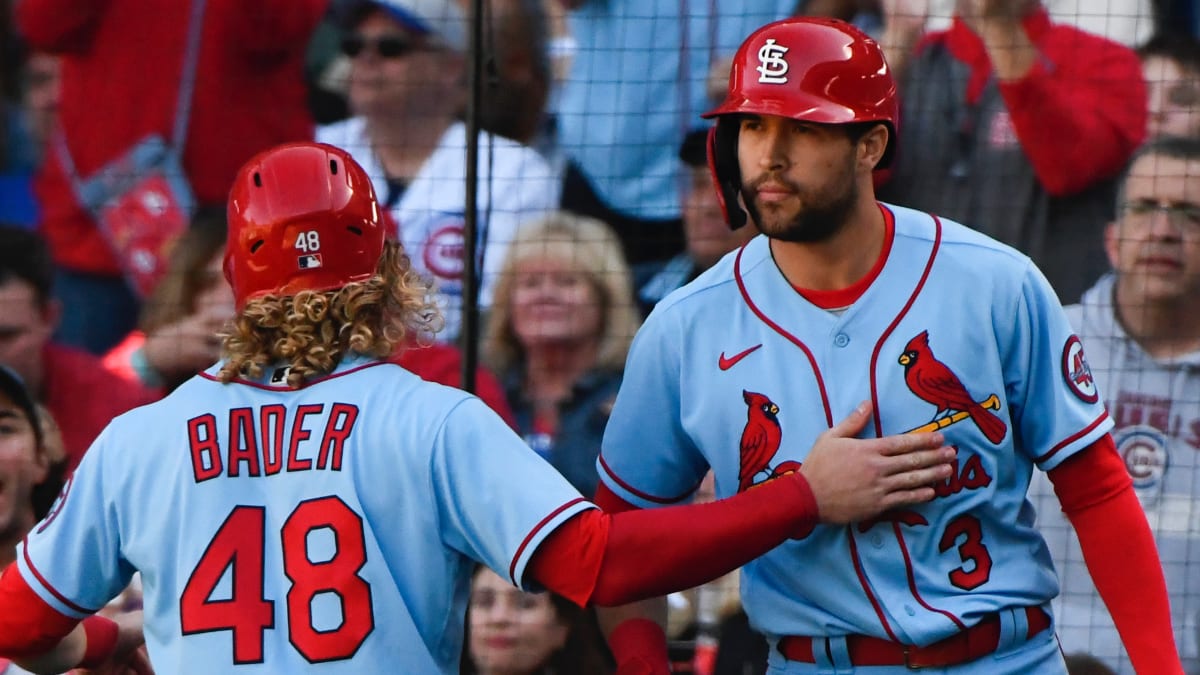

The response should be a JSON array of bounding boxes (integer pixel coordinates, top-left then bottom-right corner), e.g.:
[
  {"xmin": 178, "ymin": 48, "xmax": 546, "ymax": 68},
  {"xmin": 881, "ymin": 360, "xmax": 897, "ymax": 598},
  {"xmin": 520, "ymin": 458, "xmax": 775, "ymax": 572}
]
[
  {"xmin": 0, "ymin": 142, "xmax": 955, "ymax": 674},
  {"xmin": 594, "ymin": 17, "xmax": 1181, "ymax": 675}
]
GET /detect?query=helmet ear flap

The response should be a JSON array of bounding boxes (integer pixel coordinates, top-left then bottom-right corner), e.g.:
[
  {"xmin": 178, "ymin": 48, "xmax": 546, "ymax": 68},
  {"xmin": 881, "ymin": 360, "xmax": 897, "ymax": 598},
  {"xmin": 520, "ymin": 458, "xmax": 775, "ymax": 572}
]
[{"xmin": 708, "ymin": 122, "xmax": 747, "ymax": 230}]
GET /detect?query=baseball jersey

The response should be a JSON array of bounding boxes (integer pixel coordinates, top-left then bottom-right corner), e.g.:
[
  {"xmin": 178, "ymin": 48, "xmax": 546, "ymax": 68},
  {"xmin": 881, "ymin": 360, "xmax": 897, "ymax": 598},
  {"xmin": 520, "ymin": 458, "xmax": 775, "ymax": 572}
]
[
  {"xmin": 1030, "ymin": 273, "xmax": 1200, "ymax": 673},
  {"xmin": 17, "ymin": 355, "xmax": 592, "ymax": 673},
  {"xmin": 597, "ymin": 203, "xmax": 1112, "ymax": 647},
  {"xmin": 317, "ymin": 119, "xmax": 560, "ymax": 341}
]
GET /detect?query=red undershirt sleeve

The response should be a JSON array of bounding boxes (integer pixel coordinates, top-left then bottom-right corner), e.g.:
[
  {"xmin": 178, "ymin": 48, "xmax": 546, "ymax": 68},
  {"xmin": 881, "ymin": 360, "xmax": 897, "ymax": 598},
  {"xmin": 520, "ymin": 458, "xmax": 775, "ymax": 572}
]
[
  {"xmin": 1047, "ymin": 435, "xmax": 1183, "ymax": 674},
  {"xmin": 527, "ymin": 474, "xmax": 817, "ymax": 608},
  {"xmin": 0, "ymin": 563, "xmax": 80, "ymax": 659}
]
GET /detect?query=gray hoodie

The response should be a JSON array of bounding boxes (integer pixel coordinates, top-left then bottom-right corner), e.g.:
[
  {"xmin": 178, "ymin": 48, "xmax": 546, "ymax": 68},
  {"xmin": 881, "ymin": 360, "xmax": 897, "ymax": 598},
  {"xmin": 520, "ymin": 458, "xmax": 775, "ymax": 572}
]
[{"xmin": 1030, "ymin": 273, "xmax": 1200, "ymax": 673}]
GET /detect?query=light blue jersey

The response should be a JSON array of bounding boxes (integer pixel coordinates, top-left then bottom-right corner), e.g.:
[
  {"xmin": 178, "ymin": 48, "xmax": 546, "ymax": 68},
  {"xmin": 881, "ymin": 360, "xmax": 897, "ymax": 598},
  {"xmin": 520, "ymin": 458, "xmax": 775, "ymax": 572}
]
[
  {"xmin": 598, "ymin": 204, "xmax": 1111, "ymax": 654},
  {"xmin": 18, "ymin": 356, "xmax": 592, "ymax": 673}
]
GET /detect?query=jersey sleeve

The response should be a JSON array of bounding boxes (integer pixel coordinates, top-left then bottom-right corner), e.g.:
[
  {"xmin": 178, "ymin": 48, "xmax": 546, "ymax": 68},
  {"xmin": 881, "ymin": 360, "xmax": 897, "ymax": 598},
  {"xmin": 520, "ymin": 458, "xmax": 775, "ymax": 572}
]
[
  {"xmin": 596, "ymin": 308, "xmax": 708, "ymax": 507},
  {"xmin": 17, "ymin": 426, "xmax": 135, "ymax": 618},
  {"xmin": 1003, "ymin": 263, "xmax": 1112, "ymax": 471},
  {"xmin": 428, "ymin": 397, "xmax": 595, "ymax": 590}
]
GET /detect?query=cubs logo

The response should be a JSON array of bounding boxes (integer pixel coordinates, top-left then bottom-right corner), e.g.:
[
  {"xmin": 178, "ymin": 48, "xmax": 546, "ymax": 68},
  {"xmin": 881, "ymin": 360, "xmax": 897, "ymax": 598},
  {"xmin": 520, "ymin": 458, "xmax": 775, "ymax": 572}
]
[
  {"xmin": 737, "ymin": 391, "xmax": 799, "ymax": 492},
  {"xmin": 1114, "ymin": 424, "xmax": 1168, "ymax": 491},
  {"xmin": 756, "ymin": 39, "xmax": 789, "ymax": 84},
  {"xmin": 1061, "ymin": 335, "xmax": 1099, "ymax": 403},
  {"xmin": 897, "ymin": 331, "xmax": 1007, "ymax": 444},
  {"xmin": 423, "ymin": 219, "xmax": 468, "ymax": 280}
]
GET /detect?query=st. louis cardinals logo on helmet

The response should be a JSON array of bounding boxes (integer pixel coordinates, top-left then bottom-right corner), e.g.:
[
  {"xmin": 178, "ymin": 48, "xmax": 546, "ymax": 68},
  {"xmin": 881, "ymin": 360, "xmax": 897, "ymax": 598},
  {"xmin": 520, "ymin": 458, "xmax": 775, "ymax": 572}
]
[
  {"xmin": 737, "ymin": 390, "xmax": 800, "ymax": 493},
  {"xmin": 898, "ymin": 331, "xmax": 1008, "ymax": 444}
]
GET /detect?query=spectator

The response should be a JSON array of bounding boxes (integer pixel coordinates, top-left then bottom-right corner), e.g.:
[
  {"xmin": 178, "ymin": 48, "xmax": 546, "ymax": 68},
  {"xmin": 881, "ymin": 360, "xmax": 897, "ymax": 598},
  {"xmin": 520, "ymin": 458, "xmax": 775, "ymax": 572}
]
[
  {"xmin": 1139, "ymin": 32, "xmax": 1200, "ymax": 138},
  {"xmin": 464, "ymin": 0, "xmax": 554, "ymax": 149},
  {"xmin": 1030, "ymin": 135, "xmax": 1200, "ymax": 674},
  {"xmin": 637, "ymin": 127, "xmax": 757, "ymax": 317},
  {"xmin": 553, "ymin": 0, "xmax": 798, "ymax": 276},
  {"xmin": 15, "ymin": 0, "xmax": 326, "ymax": 355},
  {"xmin": 0, "ymin": 368, "xmax": 66, "ymax": 675},
  {"xmin": 103, "ymin": 206, "xmax": 233, "ymax": 395},
  {"xmin": 0, "ymin": 366, "xmax": 65, "ymax": 570},
  {"xmin": 482, "ymin": 211, "xmax": 640, "ymax": 498},
  {"xmin": 463, "ymin": 566, "xmax": 612, "ymax": 675},
  {"xmin": 319, "ymin": 0, "xmax": 560, "ymax": 342},
  {"xmin": 0, "ymin": 225, "xmax": 156, "ymax": 471},
  {"xmin": 876, "ymin": 0, "xmax": 1147, "ymax": 304}
]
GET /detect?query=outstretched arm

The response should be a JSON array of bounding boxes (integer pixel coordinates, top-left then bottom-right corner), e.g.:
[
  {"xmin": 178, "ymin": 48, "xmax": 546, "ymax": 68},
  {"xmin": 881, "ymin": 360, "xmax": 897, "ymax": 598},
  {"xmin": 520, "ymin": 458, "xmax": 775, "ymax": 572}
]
[
  {"xmin": 531, "ymin": 402, "xmax": 955, "ymax": 672},
  {"xmin": 1048, "ymin": 436, "xmax": 1184, "ymax": 675}
]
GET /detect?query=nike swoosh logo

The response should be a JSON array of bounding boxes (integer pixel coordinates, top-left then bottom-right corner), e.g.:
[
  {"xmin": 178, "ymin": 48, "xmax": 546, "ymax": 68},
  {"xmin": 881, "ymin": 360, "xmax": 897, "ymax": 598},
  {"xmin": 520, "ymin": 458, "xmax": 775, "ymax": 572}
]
[{"xmin": 719, "ymin": 344, "xmax": 762, "ymax": 370}]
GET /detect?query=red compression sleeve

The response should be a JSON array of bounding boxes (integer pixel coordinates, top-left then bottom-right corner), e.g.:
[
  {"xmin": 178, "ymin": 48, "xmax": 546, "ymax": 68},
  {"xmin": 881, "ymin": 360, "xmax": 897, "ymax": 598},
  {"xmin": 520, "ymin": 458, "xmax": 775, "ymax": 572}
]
[
  {"xmin": 78, "ymin": 615, "xmax": 119, "ymax": 668},
  {"xmin": 0, "ymin": 563, "xmax": 80, "ymax": 659},
  {"xmin": 1047, "ymin": 436, "xmax": 1184, "ymax": 674},
  {"xmin": 528, "ymin": 474, "xmax": 817, "ymax": 607}
]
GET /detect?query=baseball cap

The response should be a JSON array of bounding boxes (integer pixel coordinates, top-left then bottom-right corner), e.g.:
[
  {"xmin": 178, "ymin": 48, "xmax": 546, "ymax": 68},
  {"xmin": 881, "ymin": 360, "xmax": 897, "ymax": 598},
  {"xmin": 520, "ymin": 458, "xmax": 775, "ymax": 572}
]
[
  {"xmin": 679, "ymin": 127, "xmax": 710, "ymax": 168},
  {"xmin": 0, "ymin": 364, "xmax": 43, "ymax": 449},
  {"xmin": 339, "ymin": 0, "xmax": 467, "ymax": 53}
]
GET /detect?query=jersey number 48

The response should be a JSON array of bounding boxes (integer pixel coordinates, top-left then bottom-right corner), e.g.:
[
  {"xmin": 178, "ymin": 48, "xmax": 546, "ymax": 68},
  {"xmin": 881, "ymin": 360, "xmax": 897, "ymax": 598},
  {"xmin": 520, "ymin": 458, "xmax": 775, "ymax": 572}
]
[{"xmin": 179, "ymin": 496, "xmax": 374, "ymax": 664}]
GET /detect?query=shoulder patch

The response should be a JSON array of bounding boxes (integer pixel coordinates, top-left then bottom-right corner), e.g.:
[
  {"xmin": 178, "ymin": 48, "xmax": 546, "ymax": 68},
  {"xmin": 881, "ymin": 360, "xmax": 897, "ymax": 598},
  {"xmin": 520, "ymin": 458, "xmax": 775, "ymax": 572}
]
[{"xmin": 1061, "ymin": 335, "xmax": 1099, "ymax": 403}]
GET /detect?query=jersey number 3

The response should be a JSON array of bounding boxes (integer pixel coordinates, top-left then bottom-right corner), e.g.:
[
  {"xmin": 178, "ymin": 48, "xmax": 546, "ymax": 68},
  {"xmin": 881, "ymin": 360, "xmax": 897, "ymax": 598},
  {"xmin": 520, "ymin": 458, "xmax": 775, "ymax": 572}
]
[{"xmin": 180, "ymin": 496, "xmax": 374, "ymax": 664}]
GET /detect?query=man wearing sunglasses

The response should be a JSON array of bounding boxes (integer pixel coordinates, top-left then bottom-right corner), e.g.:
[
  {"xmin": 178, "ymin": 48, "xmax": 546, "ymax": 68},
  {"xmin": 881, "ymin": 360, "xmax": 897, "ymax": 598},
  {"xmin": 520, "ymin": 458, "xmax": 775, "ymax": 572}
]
[
  {"xmin": 318, "ymin": 0, "xmax": 560, "ymax": 344},
  {"xmin": 1030, "ymin": 135, "xmax": 1200, "ymax": 674}
]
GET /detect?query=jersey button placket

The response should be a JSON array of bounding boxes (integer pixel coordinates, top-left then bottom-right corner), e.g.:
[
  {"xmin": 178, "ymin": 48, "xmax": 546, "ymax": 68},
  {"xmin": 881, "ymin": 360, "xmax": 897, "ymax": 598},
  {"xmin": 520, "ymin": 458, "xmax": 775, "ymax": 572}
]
[{"xmin": 834, "ymin": 333, "xmax": 850, "ymax": 348}]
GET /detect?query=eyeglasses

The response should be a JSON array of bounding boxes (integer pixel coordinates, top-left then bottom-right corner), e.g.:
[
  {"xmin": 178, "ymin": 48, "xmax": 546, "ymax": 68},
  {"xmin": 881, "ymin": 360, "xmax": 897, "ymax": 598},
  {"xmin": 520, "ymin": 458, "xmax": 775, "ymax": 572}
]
[
  {"xmin": 1121, "ymin": 199, "xmax": 1200, "ymax": 230},
  {"xmin": 340, "ymin": 34, "xmax": 421, "ymax": 60}
]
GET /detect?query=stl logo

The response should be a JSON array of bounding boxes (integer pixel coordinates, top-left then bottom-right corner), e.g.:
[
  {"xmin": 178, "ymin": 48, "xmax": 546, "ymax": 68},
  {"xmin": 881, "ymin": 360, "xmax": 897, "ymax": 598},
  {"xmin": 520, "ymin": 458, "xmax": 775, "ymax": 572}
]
[{"xmin": 756, "ymin": 39, "xmax": 789, "ymax": 84}]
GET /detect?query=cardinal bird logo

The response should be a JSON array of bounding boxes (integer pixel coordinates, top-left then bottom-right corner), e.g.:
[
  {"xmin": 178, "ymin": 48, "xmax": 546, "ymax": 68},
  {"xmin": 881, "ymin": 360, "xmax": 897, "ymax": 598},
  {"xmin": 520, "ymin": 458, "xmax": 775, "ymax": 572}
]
[
  {"xmin": 898, "ymin": 331, "xmax": 1007, "ymax": 444},
  {"xmin": 738, "ymin": 391, "xmax": 784, "ymax": 492}
]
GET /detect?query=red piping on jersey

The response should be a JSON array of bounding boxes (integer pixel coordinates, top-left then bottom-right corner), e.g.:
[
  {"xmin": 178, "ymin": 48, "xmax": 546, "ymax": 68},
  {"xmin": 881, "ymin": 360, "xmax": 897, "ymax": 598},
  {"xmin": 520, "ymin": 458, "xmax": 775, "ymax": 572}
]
[
  {"xmin": 197, "ymin": 361, "xmax": 389, "ymax": 391},
  {"xmin": 846, "ymin": 526, "xmax": 901, "ymax": 642},
  {"xmin": 868, "ymin": 211, "xmax": 943, "ymax": 438},
  {"xmin": 1034, "ymin": 411, "xmax": 1111, "ymax": 463},
  {"xmin": 854, "ymin": 211, "xmax": 951, "ymax": 637},
  {"xmin": 21, "ymin": 539, "xmax": 99, "ymax": 615},
  {"xmin": 596, "ymin": 454, "xmax": 702, "ymax": 505},
  {"xmin": 734, "ymin": 246, "xmax": 833, "ymax": 427},
  {"xmin": 893, "ymin": 521, "xmax": 968, "ymax": 630},
  {"xmin": 509, "ymin": 497, "xmax": 589, "ymax": 585}
]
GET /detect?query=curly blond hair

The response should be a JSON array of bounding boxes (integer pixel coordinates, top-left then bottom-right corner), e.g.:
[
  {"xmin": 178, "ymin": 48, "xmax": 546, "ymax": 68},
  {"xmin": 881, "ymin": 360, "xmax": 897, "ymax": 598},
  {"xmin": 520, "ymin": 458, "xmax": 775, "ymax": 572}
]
[{"xmin": 217, "ymin": 242, "xmax": 442, "ymax": 388}]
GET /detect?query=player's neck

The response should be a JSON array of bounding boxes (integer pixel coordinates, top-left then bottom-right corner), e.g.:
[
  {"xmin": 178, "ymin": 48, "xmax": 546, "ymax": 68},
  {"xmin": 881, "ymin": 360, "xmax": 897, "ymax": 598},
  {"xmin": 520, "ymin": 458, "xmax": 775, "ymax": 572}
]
[
  {"xmin": 523, "ymin": 341, "xmax": 601, "ymax": 404},
  {"xmin": 767, "ymin": 198, "xmax": 886, "ymax": 291},
  {"xmin": 1115, "ymin": 284, "xmax": 1200, "ymax": 358}
]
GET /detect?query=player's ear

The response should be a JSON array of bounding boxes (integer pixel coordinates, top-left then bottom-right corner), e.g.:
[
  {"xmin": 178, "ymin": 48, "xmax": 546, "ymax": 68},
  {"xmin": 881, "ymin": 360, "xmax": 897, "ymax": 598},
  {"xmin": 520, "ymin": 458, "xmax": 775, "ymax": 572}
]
[{"xmin": 857, "ymin": 124, "xmax": 889, "ymax": 172}]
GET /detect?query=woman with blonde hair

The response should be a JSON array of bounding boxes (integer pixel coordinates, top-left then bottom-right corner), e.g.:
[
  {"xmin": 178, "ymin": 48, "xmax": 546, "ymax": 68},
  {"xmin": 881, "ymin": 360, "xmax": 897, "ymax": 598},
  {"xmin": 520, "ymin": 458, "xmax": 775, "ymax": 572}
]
[{"xmin": 483, "ymin": 211, "xmax": 641, "ymax": 497}]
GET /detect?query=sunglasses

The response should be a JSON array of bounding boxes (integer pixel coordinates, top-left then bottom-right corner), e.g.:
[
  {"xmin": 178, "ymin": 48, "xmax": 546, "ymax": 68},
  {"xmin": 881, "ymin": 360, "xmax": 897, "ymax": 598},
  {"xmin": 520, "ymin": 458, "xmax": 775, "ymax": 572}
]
[{"xmin": 340, "ymin": 34, "xmax": 422, "ymax": 59}]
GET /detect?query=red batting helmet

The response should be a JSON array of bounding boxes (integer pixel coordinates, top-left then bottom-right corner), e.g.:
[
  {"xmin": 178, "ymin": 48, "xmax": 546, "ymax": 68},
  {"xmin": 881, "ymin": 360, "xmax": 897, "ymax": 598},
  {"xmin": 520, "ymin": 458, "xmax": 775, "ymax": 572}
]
[
  {"xmin": 701, "ymin": 17, "xmax": 898, "ymax": 229},
  {"xmin": 224, "ymin": 142, "xmax": 386, "ymax": 310}
]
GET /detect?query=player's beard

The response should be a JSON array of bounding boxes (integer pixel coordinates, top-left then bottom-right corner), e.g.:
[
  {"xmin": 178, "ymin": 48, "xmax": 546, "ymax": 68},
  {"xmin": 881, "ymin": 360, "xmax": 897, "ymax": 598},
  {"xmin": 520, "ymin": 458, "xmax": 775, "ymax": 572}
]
[{"xmin": 742, "ymin": 161, "xmax": 858, "ymax": 244}]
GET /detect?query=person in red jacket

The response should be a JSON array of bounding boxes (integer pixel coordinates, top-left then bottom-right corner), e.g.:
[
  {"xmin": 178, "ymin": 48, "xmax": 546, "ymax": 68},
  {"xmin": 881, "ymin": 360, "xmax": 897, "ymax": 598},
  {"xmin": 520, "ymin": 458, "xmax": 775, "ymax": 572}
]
[
  {"xmin": 15, "ymin": 0, "xmax": 327, "ymax": 355},
  {"xmin": 0, "ymin": 226, "xmax": 156, "ymax": 472},
  {"xmin": 875, "ymin": 0, "xmax": 1147, "ymax": 305}
]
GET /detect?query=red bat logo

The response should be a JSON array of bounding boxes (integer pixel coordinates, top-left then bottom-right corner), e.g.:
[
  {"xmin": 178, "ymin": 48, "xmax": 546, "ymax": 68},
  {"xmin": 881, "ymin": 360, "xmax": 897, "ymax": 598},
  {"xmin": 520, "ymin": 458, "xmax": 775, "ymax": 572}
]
[{"xmin": 898, "ymin": 331, "xmax": 1007, "ymax": 444}]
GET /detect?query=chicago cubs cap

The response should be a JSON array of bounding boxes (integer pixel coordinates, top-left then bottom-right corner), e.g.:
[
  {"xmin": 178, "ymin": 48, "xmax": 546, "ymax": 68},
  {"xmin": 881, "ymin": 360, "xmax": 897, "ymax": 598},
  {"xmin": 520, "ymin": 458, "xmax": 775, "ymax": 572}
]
[
  {"xmin": 339, "ymin": 0, "xmax": 467, "ymax": 53},
  {"xmin": 0, "ymin": 364, "xmax": 43, "ymax": 449}
]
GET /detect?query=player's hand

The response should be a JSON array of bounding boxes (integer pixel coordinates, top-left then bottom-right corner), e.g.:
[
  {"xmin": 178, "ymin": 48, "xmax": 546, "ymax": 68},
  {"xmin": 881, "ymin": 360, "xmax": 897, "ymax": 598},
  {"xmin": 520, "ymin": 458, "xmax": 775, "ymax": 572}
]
[{"xmin": 799, "ymin": 401, "xmax": 955, "ymax": 524}]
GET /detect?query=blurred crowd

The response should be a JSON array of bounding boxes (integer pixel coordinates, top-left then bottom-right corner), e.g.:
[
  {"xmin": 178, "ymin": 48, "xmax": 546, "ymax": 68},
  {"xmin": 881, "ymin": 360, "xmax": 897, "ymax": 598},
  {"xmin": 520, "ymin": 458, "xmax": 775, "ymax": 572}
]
[{"xmin": 0, "ymin": 0, "xmax": 1198, "ymax": 673}]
